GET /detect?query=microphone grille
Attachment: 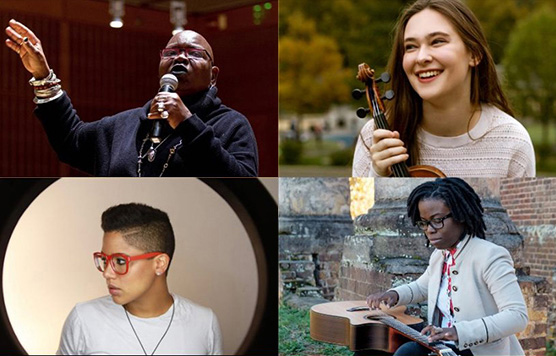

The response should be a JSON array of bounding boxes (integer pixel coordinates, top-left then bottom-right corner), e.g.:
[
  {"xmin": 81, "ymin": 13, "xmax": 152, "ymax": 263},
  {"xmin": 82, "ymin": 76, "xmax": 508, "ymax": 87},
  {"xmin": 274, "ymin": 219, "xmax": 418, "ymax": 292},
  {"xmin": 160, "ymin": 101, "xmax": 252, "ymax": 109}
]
[{"xmin": 160, "ymin": 73, "xmax": 178, "ymax": 90}]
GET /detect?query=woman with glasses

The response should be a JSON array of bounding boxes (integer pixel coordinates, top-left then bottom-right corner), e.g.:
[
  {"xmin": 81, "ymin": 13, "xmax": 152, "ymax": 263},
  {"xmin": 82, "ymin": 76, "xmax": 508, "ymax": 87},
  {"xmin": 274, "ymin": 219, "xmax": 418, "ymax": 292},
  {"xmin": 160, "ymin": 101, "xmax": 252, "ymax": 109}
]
[
  {"xmin": 58, "ymin": 203, "xmax": 222, "ymax": 355},
  {"xmin": 366, "ymin": 178, "xmax": 527, "ymax": 356},
  {"xmin": 352, "ymin": 0, "xmax": 535, "ymax": 177},
  {"xmin": 5, "ymin": 20, "xmax": 258, "ymax": 177}
]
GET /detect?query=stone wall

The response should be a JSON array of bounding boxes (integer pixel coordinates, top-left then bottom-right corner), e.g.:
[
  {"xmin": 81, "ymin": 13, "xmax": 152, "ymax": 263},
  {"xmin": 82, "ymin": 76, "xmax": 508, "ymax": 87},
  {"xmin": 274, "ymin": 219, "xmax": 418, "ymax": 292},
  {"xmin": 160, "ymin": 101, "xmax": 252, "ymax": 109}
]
[
  {"xmin": 279, "ymin": 178, "xmax": 353, "ymax": 299},
  {"xmin": 278, "ymin": 177, "xmax": 552, "ymax": 354}
]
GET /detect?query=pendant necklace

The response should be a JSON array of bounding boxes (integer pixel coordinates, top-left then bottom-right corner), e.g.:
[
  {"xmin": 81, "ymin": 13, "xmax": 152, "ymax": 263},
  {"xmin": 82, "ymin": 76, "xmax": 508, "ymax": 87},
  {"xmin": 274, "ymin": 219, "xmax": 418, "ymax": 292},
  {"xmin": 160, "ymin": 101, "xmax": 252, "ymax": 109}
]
[
  {"xmin": 138, "ymin": 132, "xmax": 182, "ymax": 177},
  {"xmin": 139, "ymin": 133, "xmax": 173, "ymax": 163},
  {"xmin": 124, "ymin": 299, "xmax": 175, "ymax": 355}
]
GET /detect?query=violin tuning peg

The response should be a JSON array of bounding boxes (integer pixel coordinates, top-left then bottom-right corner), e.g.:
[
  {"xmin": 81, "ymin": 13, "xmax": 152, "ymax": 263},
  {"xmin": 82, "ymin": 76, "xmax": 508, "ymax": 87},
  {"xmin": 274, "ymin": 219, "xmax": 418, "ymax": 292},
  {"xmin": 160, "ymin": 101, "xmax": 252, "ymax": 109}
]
[
  {"xmin": 376, "ymin": 72, "xmax": 391, "ymax": 84},
  {"xmin": 352, "ymin": 89, "xmax": 365, "ymax": 100},
  {"xmin": 356, "ymin": 107, "xmax": 370, "ymax": 118},
  {"xmin": 381, "ymin": 90, "xmax": 395, "ymax": 101}
]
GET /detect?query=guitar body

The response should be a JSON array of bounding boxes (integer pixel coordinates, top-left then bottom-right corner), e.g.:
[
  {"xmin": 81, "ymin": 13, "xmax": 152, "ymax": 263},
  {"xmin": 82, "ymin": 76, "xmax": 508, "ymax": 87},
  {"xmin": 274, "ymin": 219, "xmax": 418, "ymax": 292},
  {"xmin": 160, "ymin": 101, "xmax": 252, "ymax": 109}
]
[{"xmin": 310, "ymin": 301, "xmax": 423, "ymax": 352}]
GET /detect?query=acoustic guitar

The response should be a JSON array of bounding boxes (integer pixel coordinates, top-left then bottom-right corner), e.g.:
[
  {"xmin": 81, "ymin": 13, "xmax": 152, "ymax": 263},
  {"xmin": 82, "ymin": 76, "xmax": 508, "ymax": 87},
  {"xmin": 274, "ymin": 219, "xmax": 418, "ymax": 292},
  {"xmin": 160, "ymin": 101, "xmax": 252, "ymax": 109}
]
[{"xmin": 310, "ymin": 300, "xmax": 457, "ymax": 355}]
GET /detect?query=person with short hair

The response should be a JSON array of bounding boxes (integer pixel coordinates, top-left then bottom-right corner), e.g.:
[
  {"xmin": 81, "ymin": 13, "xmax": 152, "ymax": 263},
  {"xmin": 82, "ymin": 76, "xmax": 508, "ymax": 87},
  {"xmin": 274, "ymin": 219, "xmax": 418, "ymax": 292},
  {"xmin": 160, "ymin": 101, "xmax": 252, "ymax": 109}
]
[
  {"xmin": 57, "ymin": 203, "xmax": 222, "ymax": 355},
  {"xmin": 352, "ymin": 0, "xmax": 535, "ymax": 177},
  {"xmin": 366, "ymin": 178, "xmax": 528, "ymax": 356},
  {"xmin": 5, "ymin": 20, "xmax": 258, "ymax": 177}
]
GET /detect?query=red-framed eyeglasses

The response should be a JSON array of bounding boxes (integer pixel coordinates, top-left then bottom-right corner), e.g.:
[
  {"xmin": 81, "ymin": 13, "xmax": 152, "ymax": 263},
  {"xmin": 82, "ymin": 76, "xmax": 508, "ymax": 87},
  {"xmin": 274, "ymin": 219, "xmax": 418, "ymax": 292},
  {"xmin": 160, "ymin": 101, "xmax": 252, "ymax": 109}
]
[
  {"xmin": 160, "ymin": 47, "xmax": 213, "ymax": 63},
  {"xmin": 93, "ymin": 251, "xmax": 163, "ymax": 275}
]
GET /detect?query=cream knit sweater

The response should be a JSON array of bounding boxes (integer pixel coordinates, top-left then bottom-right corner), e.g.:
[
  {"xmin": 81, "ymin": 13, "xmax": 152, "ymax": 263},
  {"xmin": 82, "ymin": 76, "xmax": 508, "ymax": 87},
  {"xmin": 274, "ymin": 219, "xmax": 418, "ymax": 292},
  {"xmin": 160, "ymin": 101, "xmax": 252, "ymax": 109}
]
[{"xmin": 352, "ymin": 104, "xmax": 536, "ymax": 177}]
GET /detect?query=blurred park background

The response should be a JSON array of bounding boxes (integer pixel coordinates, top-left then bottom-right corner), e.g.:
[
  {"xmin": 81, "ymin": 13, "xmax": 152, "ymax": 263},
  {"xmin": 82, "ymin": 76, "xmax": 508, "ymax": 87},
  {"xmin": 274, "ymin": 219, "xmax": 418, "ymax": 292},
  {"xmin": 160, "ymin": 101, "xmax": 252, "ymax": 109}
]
[{"xmin": 279, "ymin": 0, "xmax": 556, "ymax": 177}]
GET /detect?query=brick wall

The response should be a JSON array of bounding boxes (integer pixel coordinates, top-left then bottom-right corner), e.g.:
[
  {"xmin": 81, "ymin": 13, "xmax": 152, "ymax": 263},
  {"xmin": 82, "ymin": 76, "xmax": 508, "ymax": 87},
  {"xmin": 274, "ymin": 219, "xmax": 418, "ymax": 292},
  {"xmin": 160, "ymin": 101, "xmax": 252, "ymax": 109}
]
[
  {"xmin": 500, "ymin": 178, "xmax": 556, "ymax": 280},
  {"xmin": 500, "ymin": 178, "xmax": 556, "ymax": 350},
  {"xmin": 518, "ymin": 276, "xmax": 552, "ymax": 356}
]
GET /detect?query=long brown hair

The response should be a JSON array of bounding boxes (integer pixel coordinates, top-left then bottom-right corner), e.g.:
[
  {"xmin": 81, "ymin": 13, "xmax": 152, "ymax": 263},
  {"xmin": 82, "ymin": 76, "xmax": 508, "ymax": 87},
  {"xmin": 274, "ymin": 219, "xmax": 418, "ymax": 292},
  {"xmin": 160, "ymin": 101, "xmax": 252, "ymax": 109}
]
[{"xmin": 386, "ymin": 0, "xmax": 514, "ymax": 165}]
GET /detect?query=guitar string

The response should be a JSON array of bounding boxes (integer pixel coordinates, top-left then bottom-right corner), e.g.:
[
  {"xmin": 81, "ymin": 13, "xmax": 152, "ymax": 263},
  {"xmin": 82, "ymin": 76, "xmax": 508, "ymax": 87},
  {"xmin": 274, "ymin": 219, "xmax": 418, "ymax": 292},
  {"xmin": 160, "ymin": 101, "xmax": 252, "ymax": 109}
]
[{"xmin": 376, "ymin": 316, "xmax": 456, "ymax": 355}]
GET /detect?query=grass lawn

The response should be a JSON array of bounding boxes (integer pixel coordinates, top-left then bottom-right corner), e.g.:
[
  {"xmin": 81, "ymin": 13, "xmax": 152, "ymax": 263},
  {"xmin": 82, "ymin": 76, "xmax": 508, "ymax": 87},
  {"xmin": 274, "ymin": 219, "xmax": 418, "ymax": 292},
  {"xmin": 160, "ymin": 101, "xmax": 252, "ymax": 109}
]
[
  {"xmin": 279, "ymin": 303, "xmax": 353, "ymax": 356},
  {"xmin": 279, "ymin": 165, "xmax": 351, "ymax": 177}
]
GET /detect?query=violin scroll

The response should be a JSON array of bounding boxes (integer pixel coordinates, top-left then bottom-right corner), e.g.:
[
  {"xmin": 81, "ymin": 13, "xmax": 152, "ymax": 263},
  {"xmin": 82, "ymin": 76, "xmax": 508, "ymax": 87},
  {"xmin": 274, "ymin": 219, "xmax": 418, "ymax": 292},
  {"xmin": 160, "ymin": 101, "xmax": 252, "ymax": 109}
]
[
  {"xmin": 352, "ymin": 62, "xmax": 446, "ymax": 178},
  {"xmin": 353, "ymin": 63, "xmax": 394, "ymax": 119}
]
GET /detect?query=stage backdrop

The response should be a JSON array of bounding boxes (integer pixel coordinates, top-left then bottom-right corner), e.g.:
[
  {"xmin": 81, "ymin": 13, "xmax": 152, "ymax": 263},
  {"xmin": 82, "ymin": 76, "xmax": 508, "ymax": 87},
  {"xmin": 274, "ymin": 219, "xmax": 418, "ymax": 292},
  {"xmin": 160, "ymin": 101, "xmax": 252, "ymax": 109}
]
[{"xmin": 0, "ymin": 0, "xmax": 278, "ymax": 176}]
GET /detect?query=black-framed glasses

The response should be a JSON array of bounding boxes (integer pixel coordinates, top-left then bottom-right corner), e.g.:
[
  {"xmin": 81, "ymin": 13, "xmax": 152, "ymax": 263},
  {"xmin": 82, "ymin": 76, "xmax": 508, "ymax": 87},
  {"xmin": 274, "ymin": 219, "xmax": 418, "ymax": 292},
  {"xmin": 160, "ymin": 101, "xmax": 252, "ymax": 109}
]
[
  {"xmin": 160, "ymin": 47, "xmax": 213, "ymax": 63},
  {"xmin": 416, "ymin": 213, "xmax": 453, "ymax": 231}
]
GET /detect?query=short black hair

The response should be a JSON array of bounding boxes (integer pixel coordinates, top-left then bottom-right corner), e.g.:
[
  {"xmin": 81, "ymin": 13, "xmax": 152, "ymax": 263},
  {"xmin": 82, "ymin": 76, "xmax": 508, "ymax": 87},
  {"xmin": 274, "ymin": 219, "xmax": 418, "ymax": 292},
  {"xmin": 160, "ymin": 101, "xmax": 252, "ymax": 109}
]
[
  {"xmin": 407, "ymin": 178, "xmax": 486, "ymax": 241},
  {"xmin": 101, "ymin": 203, "xmax": 175, "ymax": 271}
]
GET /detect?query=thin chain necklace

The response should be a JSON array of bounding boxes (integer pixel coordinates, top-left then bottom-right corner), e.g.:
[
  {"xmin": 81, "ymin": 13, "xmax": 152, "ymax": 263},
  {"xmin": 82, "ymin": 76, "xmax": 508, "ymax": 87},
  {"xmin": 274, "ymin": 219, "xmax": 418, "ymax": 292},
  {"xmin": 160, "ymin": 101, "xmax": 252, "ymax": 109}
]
[
  {"xmin": 124, "ymin": 299, "xmax": 175, "ymax": 355},
  {"xmin": 137, "ymin": 132, "xmax": 183, "ymax": 177}
]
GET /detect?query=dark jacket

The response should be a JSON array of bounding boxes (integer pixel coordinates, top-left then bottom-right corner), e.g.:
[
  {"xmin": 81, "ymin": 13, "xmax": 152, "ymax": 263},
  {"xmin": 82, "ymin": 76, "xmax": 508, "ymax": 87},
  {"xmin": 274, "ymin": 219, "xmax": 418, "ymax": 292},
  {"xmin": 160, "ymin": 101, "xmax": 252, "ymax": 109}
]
[{"xmin": 34, "ymin": 87, "xmax": 258, "ymax": 176}]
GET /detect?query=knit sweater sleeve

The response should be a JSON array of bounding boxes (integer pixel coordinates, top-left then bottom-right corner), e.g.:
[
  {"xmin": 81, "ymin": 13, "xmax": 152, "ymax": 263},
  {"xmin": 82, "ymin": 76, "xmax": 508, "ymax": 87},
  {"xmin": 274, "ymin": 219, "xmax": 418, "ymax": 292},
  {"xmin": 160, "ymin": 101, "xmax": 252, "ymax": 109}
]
[
  {"xmin": 33, "ymin": 92, "xmax": 104, "ymax": 175},
  {"xmin": 174, "ymin": 109, "xmax": 258, "ymax": 177},
  {"xmin": 506, "ymin": 121, "xmax": 536, "ymax": 177},
  {"xmin": 352, "ymin": 119, "xmax": 379, "ymax": 177}
]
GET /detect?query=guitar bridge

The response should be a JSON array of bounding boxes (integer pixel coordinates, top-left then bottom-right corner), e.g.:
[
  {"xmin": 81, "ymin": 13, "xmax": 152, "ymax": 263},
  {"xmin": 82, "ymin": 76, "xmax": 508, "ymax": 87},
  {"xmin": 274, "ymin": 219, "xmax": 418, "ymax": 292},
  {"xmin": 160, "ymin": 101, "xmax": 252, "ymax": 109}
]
[{"xmin": 346, "ymin": 306, "xmax": 370, "ymax": 312}]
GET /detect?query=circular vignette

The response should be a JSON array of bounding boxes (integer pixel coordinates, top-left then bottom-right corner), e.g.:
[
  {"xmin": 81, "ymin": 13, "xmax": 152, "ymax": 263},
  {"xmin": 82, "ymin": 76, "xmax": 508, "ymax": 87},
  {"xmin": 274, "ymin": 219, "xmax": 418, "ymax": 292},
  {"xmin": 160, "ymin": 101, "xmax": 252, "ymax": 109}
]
[{"xmin": 0, "ymin": 178, "xmax": 277, "ymax": 355}]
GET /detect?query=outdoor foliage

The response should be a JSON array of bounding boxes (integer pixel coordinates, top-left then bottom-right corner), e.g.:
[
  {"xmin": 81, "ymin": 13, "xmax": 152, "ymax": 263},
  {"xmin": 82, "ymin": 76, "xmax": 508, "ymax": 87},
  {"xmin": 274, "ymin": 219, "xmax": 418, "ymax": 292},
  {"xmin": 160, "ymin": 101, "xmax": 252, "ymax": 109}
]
[
  {"xmin": 503, "ymin": 5, "xmax": 556, "ymax": 161},
  {"xmin": 468, "ymin": 0, "xmax": 556, "ymax": 62},
  {"xmin": 279, "ymin": 0, "xmax": 556, "ymax": 172},
  {"xmin": 279, "ymin": 11, "xmax": 351, "ymax": 115}
]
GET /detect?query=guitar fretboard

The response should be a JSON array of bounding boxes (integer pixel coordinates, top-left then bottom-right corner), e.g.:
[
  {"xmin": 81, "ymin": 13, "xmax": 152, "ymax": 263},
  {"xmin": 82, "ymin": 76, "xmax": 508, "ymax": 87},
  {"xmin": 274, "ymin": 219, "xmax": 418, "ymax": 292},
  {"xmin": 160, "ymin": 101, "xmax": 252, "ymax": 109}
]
[
  {"xmin": 376, "ymin": 316, "xmax": 456, "ymax": 356},
  {"xmin": 379, "ymin": 317, "xmax": 429, "ymax": 344}
]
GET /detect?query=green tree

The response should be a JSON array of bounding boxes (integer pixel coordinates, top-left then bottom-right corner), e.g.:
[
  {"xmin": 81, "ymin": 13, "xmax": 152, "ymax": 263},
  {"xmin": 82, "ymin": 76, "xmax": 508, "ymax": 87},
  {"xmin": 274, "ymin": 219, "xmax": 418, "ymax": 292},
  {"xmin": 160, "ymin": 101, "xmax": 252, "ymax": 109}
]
[
  {"xmin": 468, "ymin": 0, "xmax": 556, "ymax": 63},
  {"xmin": 279, "ymin": 11, "xmax": 351, "ymax": 116},
  {"xmin": 280, "ymin": 0, "xmax": 407, "ymax": 90},
  {"xmin": 503, "ymin": 6, "xmax": 556, "ymax": 160}
]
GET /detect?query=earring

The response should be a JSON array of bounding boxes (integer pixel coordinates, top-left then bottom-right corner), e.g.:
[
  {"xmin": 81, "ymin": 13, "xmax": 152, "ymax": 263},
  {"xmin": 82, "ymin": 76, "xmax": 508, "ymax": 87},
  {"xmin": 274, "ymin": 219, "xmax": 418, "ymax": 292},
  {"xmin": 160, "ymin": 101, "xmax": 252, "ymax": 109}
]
[{"xmin": 156, "ymin": 271, "xmax": 162, "ymax": 276}]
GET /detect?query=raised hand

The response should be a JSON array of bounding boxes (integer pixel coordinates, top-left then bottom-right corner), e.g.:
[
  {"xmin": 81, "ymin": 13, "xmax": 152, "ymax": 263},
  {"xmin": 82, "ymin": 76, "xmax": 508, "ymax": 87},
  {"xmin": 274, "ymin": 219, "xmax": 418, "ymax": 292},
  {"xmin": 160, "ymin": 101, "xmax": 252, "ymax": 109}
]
[{"xmin": 5, "ymin": 19, "xmax": 51, "ymax": 79}]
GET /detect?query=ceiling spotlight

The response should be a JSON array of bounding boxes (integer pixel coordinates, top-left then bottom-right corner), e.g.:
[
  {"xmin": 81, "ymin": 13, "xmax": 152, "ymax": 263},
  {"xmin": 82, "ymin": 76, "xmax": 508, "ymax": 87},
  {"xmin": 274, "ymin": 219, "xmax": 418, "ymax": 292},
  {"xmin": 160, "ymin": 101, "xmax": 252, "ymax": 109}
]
[
  {"xmin": 170, "ymin": 1, "xmax": 187, "ymax": 35},
  {"xmin": 109, "ymin": 0, "xmax": 125, "ymax": 29}
]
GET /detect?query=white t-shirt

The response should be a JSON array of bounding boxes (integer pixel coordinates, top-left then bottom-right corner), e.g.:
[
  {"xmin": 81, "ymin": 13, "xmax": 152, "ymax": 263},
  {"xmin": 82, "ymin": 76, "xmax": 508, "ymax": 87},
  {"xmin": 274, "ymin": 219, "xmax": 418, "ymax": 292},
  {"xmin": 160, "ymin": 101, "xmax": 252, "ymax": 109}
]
[{"xmin": 57, "ymin": 294, "xmax": 222, "ymax": 355}]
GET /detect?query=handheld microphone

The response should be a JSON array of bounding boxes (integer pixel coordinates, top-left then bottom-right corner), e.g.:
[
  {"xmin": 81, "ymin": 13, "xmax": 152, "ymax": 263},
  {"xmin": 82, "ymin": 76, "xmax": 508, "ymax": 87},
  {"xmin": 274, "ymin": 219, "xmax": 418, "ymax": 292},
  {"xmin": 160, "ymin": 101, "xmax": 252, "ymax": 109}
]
[{"xmin": 151, "ymin": 73, "xmax": 178, "ymax": 143}]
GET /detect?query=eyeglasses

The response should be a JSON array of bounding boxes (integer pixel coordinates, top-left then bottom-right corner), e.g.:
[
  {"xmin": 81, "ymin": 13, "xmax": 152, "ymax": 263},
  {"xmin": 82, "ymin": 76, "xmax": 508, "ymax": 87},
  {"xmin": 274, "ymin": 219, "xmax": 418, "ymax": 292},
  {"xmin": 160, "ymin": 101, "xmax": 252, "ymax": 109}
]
[
  {"xmin": 160, "ymin": 47, "xmax": 213, "ymax": 63},
  {"xmin": 416, "ymin": 213, "xmax": 453, "ymax": 231},
  {"xmin": 93, "ymin": 251, "xmax": 163, "ymax": 275}
]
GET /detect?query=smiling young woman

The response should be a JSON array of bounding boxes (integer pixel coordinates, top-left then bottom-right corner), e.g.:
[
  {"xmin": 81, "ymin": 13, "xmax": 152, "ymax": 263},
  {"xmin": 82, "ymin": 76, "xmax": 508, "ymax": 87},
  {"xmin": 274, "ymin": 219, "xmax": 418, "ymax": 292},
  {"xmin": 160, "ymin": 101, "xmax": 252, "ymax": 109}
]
[{"xmin": 352, "ymin": 0, "xmax": 535, "ymax": 178}]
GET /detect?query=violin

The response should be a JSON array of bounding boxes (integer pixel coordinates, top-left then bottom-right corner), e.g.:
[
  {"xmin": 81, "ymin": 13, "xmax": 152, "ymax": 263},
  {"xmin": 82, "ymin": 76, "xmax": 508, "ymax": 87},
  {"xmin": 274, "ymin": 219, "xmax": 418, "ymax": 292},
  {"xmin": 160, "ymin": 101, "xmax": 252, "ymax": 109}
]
[{"xmin": 353, "ymin": 63, "xmax": 446, "ymax": 177}]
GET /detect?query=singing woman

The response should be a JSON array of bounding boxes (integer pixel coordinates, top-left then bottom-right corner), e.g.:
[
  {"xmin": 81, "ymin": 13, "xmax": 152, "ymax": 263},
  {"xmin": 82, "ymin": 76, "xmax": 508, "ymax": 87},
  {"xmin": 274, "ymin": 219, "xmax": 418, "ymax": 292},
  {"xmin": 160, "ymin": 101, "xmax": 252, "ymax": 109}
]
[
  {"xmin": 352, "ymin": 0, "xmax": 535, "ymax": 177},
  {"xmin": 366, "ymin": 178, "xmax": 528, "ymax": 356}
]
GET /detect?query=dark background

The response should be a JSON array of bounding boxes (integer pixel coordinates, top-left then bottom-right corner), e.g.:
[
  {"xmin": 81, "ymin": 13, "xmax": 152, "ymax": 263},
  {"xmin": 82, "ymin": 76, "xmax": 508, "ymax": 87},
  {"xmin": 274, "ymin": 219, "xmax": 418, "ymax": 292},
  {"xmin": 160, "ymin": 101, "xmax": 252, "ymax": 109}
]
[{"xmin": 0, "ymin": 0, "xmax": 278, "ymax": 176}]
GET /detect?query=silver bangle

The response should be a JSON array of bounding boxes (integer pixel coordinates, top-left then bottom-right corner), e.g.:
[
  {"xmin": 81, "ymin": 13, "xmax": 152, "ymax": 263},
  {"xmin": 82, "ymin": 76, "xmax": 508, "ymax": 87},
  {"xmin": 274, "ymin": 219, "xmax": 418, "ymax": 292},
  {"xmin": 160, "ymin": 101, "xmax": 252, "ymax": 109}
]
[
  {"xmin": 29, "ymin": 69, "xmax": 56, "ymax": 87},
  {"xmin": 35, "ymin": 84, "xmax": 62, "ymax": 98},
  {"xmin": 34, "ymin": 89, "xmax": 63, "ymax": 104}
]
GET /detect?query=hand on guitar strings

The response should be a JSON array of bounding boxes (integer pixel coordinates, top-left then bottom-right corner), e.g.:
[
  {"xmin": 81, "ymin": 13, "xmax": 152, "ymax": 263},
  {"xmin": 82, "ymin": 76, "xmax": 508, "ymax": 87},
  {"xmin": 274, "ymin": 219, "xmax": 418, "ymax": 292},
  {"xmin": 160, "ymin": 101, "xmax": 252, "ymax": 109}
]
[
  {"xmin": 366, "ymin": 290, "xmax": 399, "ymax": 310},
  {"xmin": 421, "ymin": 325, "xmax": 459, "ymax": 343}
]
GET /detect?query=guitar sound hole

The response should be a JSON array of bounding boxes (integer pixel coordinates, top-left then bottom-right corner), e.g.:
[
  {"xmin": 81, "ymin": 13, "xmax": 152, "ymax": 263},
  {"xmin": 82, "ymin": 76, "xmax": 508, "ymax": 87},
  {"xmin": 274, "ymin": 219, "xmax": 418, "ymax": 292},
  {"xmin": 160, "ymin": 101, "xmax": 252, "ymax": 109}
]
[{"xmin": 364, "ymin": 314, "xmax": 397, "ymax": 321}]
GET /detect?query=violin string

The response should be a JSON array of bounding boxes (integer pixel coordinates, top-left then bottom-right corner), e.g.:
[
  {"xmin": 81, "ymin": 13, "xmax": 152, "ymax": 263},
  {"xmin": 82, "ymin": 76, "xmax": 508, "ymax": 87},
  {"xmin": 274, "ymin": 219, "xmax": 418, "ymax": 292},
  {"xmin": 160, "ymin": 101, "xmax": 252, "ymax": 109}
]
[{"xmin": 371, "ymin": 85, "xmax": 407, "ymax": 177}]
